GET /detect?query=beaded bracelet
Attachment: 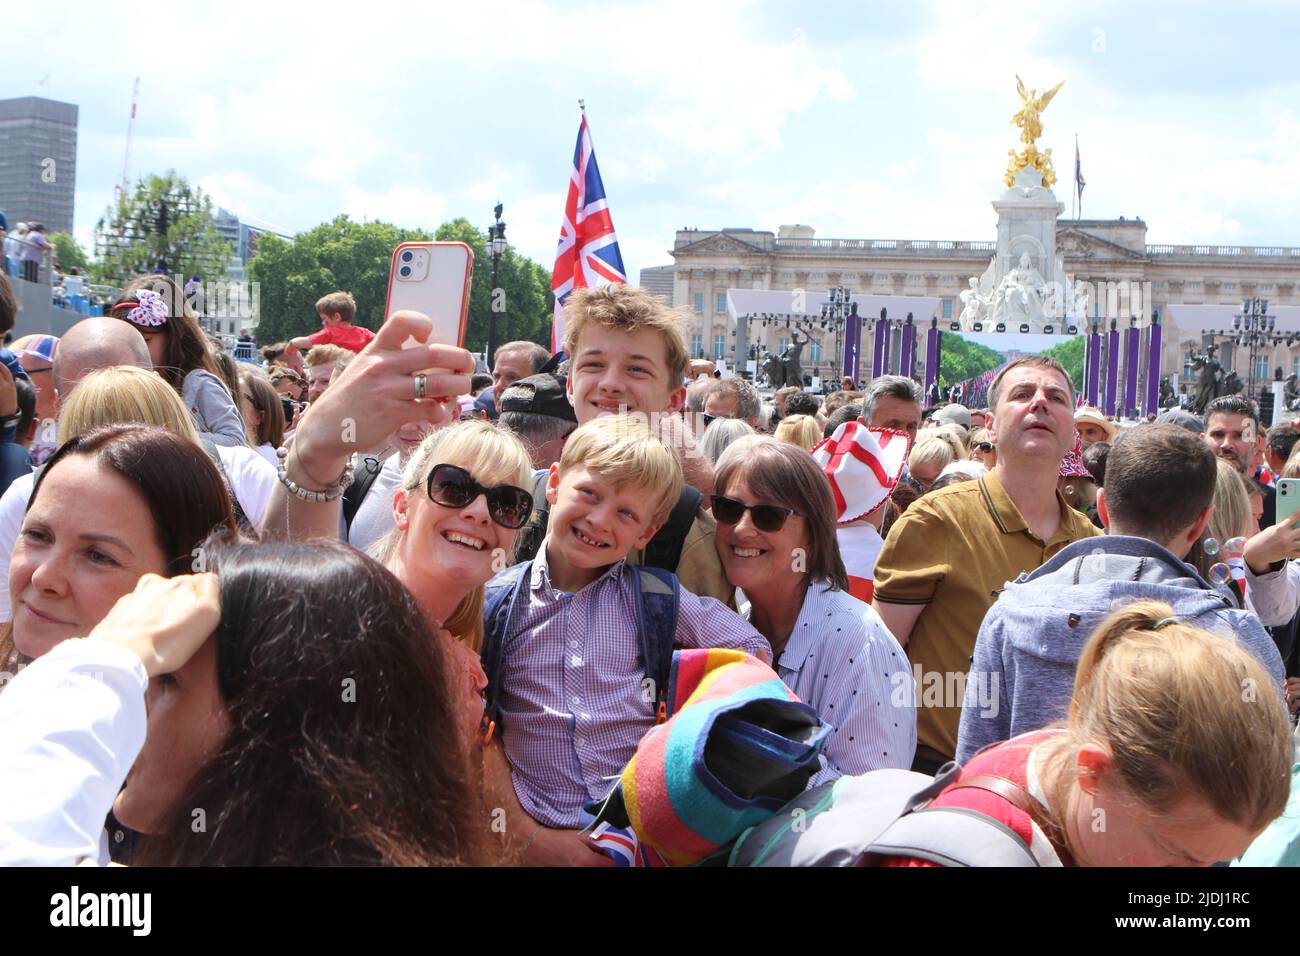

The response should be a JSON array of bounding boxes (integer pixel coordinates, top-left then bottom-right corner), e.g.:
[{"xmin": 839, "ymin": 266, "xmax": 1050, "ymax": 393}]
[{"xmin": 276, "ymin": 446, "xmax": 355, "ymax": 502}]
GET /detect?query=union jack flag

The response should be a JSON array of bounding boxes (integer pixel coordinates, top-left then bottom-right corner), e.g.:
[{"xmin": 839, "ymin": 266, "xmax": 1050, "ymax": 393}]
[{"xmin": 550, "ymin": 112, "xmax": 626, "ymax": 355}]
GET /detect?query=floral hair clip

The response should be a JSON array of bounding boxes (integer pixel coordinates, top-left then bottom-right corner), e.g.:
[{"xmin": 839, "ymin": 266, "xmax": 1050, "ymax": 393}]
[{"xmin": 112, "ymin": 289, "xmax": 170, "ymax": 328}]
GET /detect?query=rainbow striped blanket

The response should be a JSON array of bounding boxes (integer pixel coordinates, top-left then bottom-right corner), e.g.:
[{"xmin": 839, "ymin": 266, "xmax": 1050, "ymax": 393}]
[{"xmin": 585, "ymin": 648, "xmax": 828, "ymax": 866}]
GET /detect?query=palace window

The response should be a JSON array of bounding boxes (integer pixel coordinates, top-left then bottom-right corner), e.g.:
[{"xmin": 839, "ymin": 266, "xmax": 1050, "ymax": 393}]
[
  {"xmin": 942, "ymin": 299, "xmax": 953, "ymax": 319},
  {"xmin": 716, "ymin": 292, "xmax": 727, "ymax": 313},
  {"xmin": 811, "ymin": 338, "xmax": 823, "ymax": 362},
  {"xmin": 1255, "ymin": 355, "xmax": 1270, "ymax": 383},
  {"xmin": 691, "ymin": 334, "xmax": 703, "ymax": 357},
  {"xmin": 693, "ymin": 292, "xmax": 704, "ymax": 313},
  {"xmin": 713, "ymin": 335, "xmax": 726, "ymax": 359}
]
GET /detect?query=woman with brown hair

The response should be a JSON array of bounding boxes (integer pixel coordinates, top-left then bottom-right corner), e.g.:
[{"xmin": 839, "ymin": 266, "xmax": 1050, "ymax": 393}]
[
  {"xmin": 0, "ymin": 538, "xmax": 491, "ymax": 866},
  {"xmin": 1, "ymin": 424, "xmax": 237, "ymax": 672},
  {"xmin": 109, "ymin": 275, "xmax": 246, "ymax": 447},
  {"xmin": 712, "ymin": 435, "xmax": 916, "ymax": 782},
  {"xmin": 237, "ymin": 367, "xmax": 286, "ymax": 467}
]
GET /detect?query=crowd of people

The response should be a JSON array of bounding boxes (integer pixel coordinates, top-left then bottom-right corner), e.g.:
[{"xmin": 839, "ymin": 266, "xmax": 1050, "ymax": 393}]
[{"xmin": 0, "ymin": 268, "xmax": 1298, "ymax": 868}]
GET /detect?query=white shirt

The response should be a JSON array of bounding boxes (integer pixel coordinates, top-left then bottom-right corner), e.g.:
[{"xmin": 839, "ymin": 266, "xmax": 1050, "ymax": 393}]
[
  {"xmin": 744, "ymin": 583, "xmax": 916, "ymax": 785},
  {"xmin": 836, "ymin": 522, "xmax": 885, "ymax": 583},
  {"xmin": 346, "ymin": 454, "xmax": 403, "ymax": 556},
  {"xmin": 0, "ymin": 639, "xmax": 147, "ymax": 866},
  {"xmin": 0, "ymin": 444, "xmax": 276, "ymax": 624}
]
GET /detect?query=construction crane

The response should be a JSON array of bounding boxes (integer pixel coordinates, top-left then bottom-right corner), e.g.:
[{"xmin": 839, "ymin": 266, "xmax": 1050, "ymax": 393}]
[{"xmin": 113, "ymin": 77, "xmax": 140, "ymax": 211}]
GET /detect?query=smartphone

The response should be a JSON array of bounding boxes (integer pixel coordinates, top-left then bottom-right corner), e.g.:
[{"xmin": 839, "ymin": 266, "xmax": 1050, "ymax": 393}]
[
  {"xmin": 1278, "ymin": 479, "xmax": 1300, "ymax": 529},
  {"xmin": 383, "ymin": 241, "xmax": 474, "ymax": 347}
]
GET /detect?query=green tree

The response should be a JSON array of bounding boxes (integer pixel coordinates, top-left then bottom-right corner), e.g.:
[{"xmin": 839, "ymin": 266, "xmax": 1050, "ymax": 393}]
[
  {"xmin": 47, "ymin": 231, "xmax": 89, "ymax": 273},
  {"xmin": 938, "ymin": 333, "xmax": 1005, "ymax": 388},
  {"xmin": 250, "ymin": 214, "xmax": 554, "ymax": 354},
  {"xmin": 91, "ymin": 171, "xmax": 233, "ymax": 285},
  {"xmin": 250, "ymin": 216, "xmax": 432, "ymax": 343},
  {"xmin": 434, "ymin": 217, "xmax": 553, "ymax": 355},
  {"xmin": 1042, "ymin": 336, "xmax": 1085, "ymax": 391}
]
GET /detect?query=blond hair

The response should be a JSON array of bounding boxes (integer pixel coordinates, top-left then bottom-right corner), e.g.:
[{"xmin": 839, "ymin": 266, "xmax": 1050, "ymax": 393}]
[
  {"xmin": 773, "ymin": 414, "xmax": 822, "ymax": 452},
  {"xmin": 315, "ymin": 290, "xmax": 357, "ymax": 324},
  {"xmin": 305, "ymin": 343, "xmax": 352, "ymax": 369},
  {"xmin": 1038, "ymin": 599, "xmax": 1291, "ymax": 842},
  {"xmin": 58, "ymin": 366, "xmax": 200, "ymax": 445},
  {"xmin": 1188, "ymin": 459, "xmax": 1252, "ymax": 580},
  {"xmin": 558, "ymin": 415, "xmax": 683, "ymax": 528},
  {"xmin": 908, "ymin": 435, "xmax": 955, "ymax": 475},
  {"xmin": 562, "ymin": 285, "xmax": 690, "ymax": 387},
  {"xmin": 378, "ymin": 421, "xmax": 532, "ymax": 652}
]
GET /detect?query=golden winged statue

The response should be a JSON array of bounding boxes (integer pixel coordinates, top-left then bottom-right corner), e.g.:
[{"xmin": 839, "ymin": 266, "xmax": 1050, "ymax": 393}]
[{"xmin": 1004, "ymin": 75, "xmax": 1064, "ymax": 187}]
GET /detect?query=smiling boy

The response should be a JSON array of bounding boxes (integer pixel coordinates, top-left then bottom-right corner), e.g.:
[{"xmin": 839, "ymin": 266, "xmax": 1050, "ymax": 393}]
[
  {"xmin": 512, "ymin": 285, "xmax": 733, "ymax": 605},
  {"xmin": 484, "ymin": 416, "xmax": 771, "ymax": 864}
]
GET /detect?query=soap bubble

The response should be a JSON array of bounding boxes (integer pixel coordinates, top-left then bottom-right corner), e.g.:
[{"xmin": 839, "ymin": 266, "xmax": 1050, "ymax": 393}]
[
  {"xmin": 1208, "ymin": 563, "xmax": 1232, "ymax": 586},
  {"xmin": 1202, "ymin": 537, "xmax": 1220, "ymax": 557},
  {"xmin": 1223, "ymin": 536, "xmax": 1248, "ymax": 557}
]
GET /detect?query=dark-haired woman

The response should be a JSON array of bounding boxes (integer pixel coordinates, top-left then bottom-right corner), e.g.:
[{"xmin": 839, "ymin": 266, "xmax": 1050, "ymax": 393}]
[
  {"xmin": 0, "ymin": 424, "xmax": 237, "ymax": 671},
  {"xmin": 713, "ymin": 435, "xmax": 916, "ymax": 783},
  {"xmin": 110, "ymin": 275, "xmax": 245, "ymax": 447},
  {"xmin": 0, "ymin": 539, "xmax": 490, "ymax": 866}
]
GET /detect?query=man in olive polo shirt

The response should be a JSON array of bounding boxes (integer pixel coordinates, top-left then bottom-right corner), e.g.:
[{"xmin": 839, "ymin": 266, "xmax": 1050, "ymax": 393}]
[{"xmin": 872, "ymin": 356, "xmax": 1100, "ymax": 771}]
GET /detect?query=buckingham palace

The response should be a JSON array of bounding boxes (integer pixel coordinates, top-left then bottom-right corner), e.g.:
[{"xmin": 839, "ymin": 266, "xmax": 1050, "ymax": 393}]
[{"xmin": 640, "ymin": 219, "xmax": 1300, "ymax": 404}]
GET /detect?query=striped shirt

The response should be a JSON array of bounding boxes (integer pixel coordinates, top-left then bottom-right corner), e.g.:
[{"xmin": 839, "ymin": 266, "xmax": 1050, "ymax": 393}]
[
  {"xmin": 755, "ymin": 583, "xmax": 916, "ymax": 785},
  {"xmin": 499, "ymin": 543, "xmax": 772, "ymax": 828}
]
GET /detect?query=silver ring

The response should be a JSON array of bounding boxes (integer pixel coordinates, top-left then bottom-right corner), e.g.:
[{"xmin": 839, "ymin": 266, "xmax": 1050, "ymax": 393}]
[{"xmin": 413, "ymin": 373, "xmax": 428, "ymax": 401}]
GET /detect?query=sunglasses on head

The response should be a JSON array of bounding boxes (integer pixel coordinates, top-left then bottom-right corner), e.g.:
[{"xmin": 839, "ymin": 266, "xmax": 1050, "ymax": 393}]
[
  {"xmin": 702, "ymin": 412, "xmax": 734, "ymax": 428},
  {"xmin": 425, "ymin": 463, "xmax": 533, "ymax": 530},
  {"xmin": 710, "ymin": 495, "xmax": 800, "ymax": 532},
  {"xmin": 974, "ymin": 441, "xmax": 994, "ymax": 453}
]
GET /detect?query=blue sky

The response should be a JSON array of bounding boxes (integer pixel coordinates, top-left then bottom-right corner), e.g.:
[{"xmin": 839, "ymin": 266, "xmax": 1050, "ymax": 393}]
[{"xmin": 10, "ymin": 0, "xmax": 1300, "ymax": 283}]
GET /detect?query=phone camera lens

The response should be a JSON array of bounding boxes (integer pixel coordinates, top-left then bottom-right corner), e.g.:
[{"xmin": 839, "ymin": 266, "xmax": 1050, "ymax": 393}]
[
  {"xmin": 401, "ymin": 251, "xmax": 414, "ymax": 263},
  {"xmin": 399, "ymin": 265, "xmax": 412, "ymax": 277}
]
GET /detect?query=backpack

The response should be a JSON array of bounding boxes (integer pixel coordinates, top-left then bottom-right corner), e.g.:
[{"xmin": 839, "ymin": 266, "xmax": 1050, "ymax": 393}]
[
  {"xmin": 513, "ymin": 472, "xmax": 704, "ymax": 574},
  {"xmin": 480, "ymin": 560, "xmax": 680, "ymax": 736},
  {"xmin": 342, "ymin": 455, "xmax": 384, "ymax": 534},
  {"xmin": 727, "ymin": 763, "xmax": 1057, "ymax": 867}
]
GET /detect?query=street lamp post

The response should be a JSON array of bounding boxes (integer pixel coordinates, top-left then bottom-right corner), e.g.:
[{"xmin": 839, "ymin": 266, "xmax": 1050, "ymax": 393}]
[
  {"xmin": 1235, "ymin": 297, "xmax": 1276, "ymax": 399},
  {"xmin": 486, "ymin": 203, "xmax": 507, "ymax": 370},
  {"xmin": 820, "ymin": 286, "xmax": 854, "ymax": 383}
]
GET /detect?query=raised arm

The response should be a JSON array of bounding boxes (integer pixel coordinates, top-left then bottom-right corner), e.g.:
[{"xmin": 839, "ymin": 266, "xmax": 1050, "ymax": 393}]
[{"xmin": 263, "ymin": 311, "xmax": 473, "ymax": 542}]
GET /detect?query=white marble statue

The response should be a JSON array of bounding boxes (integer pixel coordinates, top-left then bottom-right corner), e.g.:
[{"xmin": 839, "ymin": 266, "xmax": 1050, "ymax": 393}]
[
  {"xmin": 959, "ymin": 257, "xmax": 997, "ymax": 328},
  {"xmin": 992, "ymin": 253, "xmax": 1047, "ymax": 328}
]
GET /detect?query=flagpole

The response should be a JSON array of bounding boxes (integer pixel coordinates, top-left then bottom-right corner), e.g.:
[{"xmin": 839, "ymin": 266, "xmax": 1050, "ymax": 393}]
[{"xmin": 1072, "ymin": 133, "xmax": 1077, "ymax": 221}]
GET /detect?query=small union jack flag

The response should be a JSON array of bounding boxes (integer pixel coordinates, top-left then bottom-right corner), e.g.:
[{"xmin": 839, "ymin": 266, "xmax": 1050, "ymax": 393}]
[{"xmin": 550, "ymin": 110, "xmax": 626, "ymax": 355}]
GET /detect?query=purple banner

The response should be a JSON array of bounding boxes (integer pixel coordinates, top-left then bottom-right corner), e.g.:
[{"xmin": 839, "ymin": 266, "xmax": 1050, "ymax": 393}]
[
  {"xmin": 899, "ymin": 321, "xmax": 916, "ymax": 381},
  {"xmin": 1145, "ymin": 318, "xmax": 1162, "ymax": 414},
  {"xmin": 1122, "ymin": 325, "xmax": 1140, "ymax": 418},
  {"xmin": 1104, "ymin": 327, "xmax": 1120, "ymax": 416},
  {"xmin": 872, "ymin": 318, "xmax": 888, "ymax": 378},
  {"xmin": 1084, "ymin": 331, "xmax": 1101, "ymax": 406},
  {"xmin": 882, "ymin": 320, "xmax": 894, "ymax": 376},
  {"xmin": 842, "ymin": 311, "xmax": 860, "ymax": 384},
  {"xmin": 924, "ymin": 326, "xmax": 941, "ymax": 397}
]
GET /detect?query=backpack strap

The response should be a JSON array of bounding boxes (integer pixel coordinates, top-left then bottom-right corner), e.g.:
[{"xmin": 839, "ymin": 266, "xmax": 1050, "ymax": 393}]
[
  {"xmin": 480, "ymin": 561, "xmax": 533, "ymax": 738},
  {"xmin": 867, "ymin": 806, "xmax": 1042, "ymax": 867},
  {"xmin": 198, "ymin": 439, "xmax": 253, "ymax": 535},
  {"xmin": 512, "ymin": 473, "xmax": 551, "ymax": 564},
  {"xmin": 631, "ymin": 566, "xmax": 679, "ymax": 723},
  {"xmin": 342, "ymin": 455, "xmax": 384, "ymax": 533},
  {"xmin": 946, "ymin": 773, "xmax": 1075, "ymax": 866},
  {"xmin": 641, "ymin": 485, "xmax": 703, "ymax": 572}
]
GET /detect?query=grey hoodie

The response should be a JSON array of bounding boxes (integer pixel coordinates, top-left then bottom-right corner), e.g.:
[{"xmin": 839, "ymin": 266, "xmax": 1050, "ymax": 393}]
[{"xmin": 956, "ymin": 535, "xmax": 1286, "ymax": 765}]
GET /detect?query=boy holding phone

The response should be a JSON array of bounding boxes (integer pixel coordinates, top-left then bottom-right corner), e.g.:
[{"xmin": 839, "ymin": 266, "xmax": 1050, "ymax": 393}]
[{"xmin": 287, "ymin": 291, "xmax": 375, "ymax": 356}]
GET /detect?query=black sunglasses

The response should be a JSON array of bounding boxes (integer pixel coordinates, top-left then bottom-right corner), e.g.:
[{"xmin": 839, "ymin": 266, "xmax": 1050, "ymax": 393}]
[
  {"xmin": 426, "ymin": 463, "xmax": 533, "ymax": 530},
  {"xmin": 702, "ymin": 412, "xmax": 734, "ymax": 428},
  {"xmin": 974, "ymin": 441, "xmax": 994, "ymax": 453},
  {"xmin": 711, "ymin": 495, "xmax": 800, "ymax": 532}
]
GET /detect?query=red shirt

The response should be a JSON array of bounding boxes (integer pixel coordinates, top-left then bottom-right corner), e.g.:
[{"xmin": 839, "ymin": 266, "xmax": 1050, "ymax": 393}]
[
  {"xmin": 881, "ymin": 730, "xmax": 1067, "ymax": 867},
  {"xmin": 308, "ymin": 324, "xmax": 375, "ymax": 354}
]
